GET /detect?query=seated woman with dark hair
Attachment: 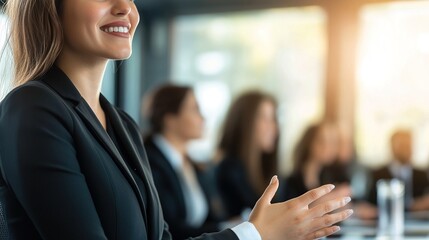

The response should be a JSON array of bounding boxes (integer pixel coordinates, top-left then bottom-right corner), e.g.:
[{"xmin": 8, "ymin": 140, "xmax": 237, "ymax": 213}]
[
  {"xmin": 144, "ymin": 85, "xmax": 226, "ymax": 239},
  {"xmin": 284, "ymin": 122, "xmax": 351, "ymax": 205},
  {"xmin": 216, "ymin": 91, "xmax": 282, "ymax": 218}
]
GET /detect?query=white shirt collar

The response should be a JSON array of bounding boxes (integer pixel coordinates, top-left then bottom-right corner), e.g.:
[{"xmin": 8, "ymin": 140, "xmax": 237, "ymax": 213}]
[
  {"xmin": 389, "ymin": 160, "xmax": 412, "ymax": 180},
  {"xmin": 152, "ymin": 134, "xmax": 183, "ymax": 171}
]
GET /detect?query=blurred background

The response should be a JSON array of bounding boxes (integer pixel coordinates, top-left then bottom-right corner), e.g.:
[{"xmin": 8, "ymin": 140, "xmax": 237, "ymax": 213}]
[{"xmin": 2, "ymin": 0, "xmax": 429, "ymax": 174}]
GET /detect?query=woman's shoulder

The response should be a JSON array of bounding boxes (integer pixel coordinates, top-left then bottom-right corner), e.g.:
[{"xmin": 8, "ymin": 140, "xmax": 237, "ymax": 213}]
[
  {"xmin": 284, "ymin": 172, "xmax": 306, "ymax": 187},
  {"xmin": 218, "ymin": 155, "xmax": 243, "ymax": 169},
  {"xmin": 217, "ymin": 155, "xmax": 246, "ymax": 180},
  {"xmin": 0, "ymin": 80, "xmax": 72, "ymax": 122},
  {"xmin": 142, "ymin": 136, "xmax": 164, "ymax": 160},
  {"xmin": 2, "ymin": 80, "xmax": 56, "ymax": 105}
]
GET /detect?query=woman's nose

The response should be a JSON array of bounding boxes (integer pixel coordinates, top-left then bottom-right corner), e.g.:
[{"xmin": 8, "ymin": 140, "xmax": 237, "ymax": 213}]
[{"xmin": 112, "ymin": 0, "xmax": 132, "ymax": 16}]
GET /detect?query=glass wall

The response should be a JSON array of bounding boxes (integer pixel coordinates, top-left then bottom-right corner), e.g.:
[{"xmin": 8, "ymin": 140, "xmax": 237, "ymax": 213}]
[
  {"xmin": 171, "ymin": 7, "xmax": 327, "ymax": 173},
  {"xmin": 0, "ymin": 13, "xmax": 12, "ymax": 100},
  {"xmin": 356, "ymin": 1, "xmax": 429, "ymax": 168}
]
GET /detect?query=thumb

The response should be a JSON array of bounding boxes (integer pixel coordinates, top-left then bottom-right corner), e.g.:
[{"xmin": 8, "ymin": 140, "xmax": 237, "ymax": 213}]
[{"xmin": 258, "ymin": 175, "xmax": 279, "ymax": 205}]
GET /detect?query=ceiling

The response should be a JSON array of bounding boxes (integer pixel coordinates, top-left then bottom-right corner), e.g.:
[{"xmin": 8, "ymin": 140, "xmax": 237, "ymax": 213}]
[{"xmin": 135, "ymin": 0, "xmax": 325, "ymax": 16}]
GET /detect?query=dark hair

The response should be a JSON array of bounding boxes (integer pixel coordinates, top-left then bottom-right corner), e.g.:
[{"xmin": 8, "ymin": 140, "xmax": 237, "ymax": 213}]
[
  {"xmin": 292, "ymin": 122, "xmax": 328, "ymax": 175},
  {"xmin": 218, "ymin": 91, "xmax": 278, "ymax": 194},
  {"xmin": 148, "ymin": 85, "xmax": 193, "ymax": 134}
]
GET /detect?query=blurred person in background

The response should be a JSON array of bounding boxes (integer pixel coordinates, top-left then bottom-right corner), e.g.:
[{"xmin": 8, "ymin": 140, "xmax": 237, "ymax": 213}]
[
  {"xmin": 216, "ymin": 91, "xmax": 281, "ymax": 218},
  {"xmin": 0, "ymin": 0, "xmax": 353, "ymax": 239},
  {"xmin": 321, "ymin": 124, "xmax": 377, "ymax": 219},
  {"xmin": 144, "ymin": 85, "xmax": 229, "ymax": 239},
  {"xmin": 320, "ymin": 124, "xmax": 354, "ymax": 185},
  {"xmin": 284, "ymin": 122, "xmax": 351, "ymax": 202},
  {"xmin": 368, "ymin": 129, "xmax": 429, "ymax": 211}
]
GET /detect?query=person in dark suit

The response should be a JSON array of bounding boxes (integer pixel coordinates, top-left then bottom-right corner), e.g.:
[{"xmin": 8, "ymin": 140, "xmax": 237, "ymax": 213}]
[
  {"xmin": 216, "ymin": 91, "xmax": 282, "ymax": 218},
  {"xmin": 368, "ymin": 129, "xmax": 429, "ymax": 211},
  {"xmin": 284, "ymin": 123, "xmax": 336, "ymax": 200},
  {"xmin": 0, "ymin": 0, "xmax": 353, "ymax": 239},
  {"xmin": 284, "ymin": 123, "xmax": 351, "ymax": 205},
  {"xmin": 319, "ymin": 125, "xmax": 377, "ymax": 220},
  {"xmin": 143, "ymin": 85, "xmax": 228, "ymax": 239}
]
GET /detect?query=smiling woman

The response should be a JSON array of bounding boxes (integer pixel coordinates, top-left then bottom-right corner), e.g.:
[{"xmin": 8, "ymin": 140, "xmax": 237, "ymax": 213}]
[{"xmin": 0, "ymin": 0, "xmax": 352, "ymax": 239}]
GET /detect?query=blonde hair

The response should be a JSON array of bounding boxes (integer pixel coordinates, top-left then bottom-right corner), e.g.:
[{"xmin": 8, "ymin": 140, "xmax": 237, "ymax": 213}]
[{"xmin": 6, "ymin": 0, "xmax": 63, "ymax": 86}]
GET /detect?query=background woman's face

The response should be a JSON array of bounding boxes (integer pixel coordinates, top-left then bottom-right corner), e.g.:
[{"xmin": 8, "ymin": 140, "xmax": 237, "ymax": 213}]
[
  {"xmin": 168, "ymin": 92, "xmax": 205, "ymax": 141},
  {"xmin": 61, "ymin": 0, "xmax": 140, "ymax": 61},
  {"xmin": 255, "ymin": 100, "xmax": 278, "ymax": 153},
  {"xmin": 311, "ymin": 125, "xmax": 338, "ymax": 165}
]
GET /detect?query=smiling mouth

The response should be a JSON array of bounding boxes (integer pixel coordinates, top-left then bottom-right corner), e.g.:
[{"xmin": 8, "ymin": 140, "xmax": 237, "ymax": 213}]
[{"xmin": 101, "ymin": 26, "xmax": 130, "ymax": 33}]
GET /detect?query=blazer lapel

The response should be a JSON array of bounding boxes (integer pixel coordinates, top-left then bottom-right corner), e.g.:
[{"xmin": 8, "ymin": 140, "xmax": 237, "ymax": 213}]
[
  {"xmin": 74, "ymin": 100, "xmax": 149, "ymax": 225},
  {"xmin": 40, "ymin": 66, "xmax": 159, "ymax": 238},
  {"xmin": 101, "ymin": 97, "xmax": 163, "ymax": 240}
]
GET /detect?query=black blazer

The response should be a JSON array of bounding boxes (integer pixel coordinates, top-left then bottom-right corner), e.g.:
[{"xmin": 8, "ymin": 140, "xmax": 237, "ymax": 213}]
[
  {"xmin": 368, "ymin": 165, "xmax": 429, "ymax": 205},
  {"xmin": 216, "ymin": 156, "xmax": 260, "ymax": 218},
  {"xmin": 283, "ymin": 172, "xmax": 311, "ymax": 201},
  {"xmin": 144, "ymin": 137, "xmax": 219, "ymax": 239},
  {"xmin": 0, "ymin": 66, "xmax": 238, "ymax": 240}
]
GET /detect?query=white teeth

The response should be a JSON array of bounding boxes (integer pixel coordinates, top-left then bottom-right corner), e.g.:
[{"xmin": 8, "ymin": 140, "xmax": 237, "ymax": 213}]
[{"xmin": 102, "ymin": 26, "xmax": 130, "ymax": 33}]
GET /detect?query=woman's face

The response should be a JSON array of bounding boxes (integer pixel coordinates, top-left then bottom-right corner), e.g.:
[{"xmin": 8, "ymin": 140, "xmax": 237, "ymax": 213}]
[
  {"xmin": 254, "ymin": 100, "xmax": 278, "ymax": 153},
  {"xmin": 311, "ymin": 126, "xmax": 338, "ymax": 165},
  {"xmin": 168, "ymin": 92, "xmax": 205, "ymax": 141},
  {"xmin": 61, "ymin": 0, "xmax": 140, "ymax": 60}
]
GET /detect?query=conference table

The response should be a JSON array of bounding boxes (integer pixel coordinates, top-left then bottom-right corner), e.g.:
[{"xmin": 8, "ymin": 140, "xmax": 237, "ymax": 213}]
[{"xmin": 329, "ymin": 211, "xmax": 429, "ymax": 239}]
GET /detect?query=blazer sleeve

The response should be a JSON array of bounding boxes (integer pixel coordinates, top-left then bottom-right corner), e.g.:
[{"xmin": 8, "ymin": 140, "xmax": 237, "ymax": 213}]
[
  {"xmin": 150, "ymin": 165, "xmax": 219, "ymax": 239},
  {"xmin": 0, "ymin": 85, "xmax": 107, "ymax": 239},
  {"xmin": 188, "ymin": 229, "xmax": 238, "ymax": 240}
]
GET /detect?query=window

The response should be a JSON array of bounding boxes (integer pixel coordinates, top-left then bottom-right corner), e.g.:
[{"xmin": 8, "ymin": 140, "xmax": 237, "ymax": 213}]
[
  {"xmin": 171, "ymin": 7, "xmax": 327, "ymax": 172},
  {"xmin": 0, "ymin": 13, "xmax": 12, "ymax": 100},
  {"xmin": 356, "ymin": 1, "xmax": 429, "ymax": 168}
]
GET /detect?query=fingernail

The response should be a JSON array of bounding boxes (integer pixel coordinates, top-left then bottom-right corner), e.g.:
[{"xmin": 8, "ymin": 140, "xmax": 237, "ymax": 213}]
[
  {"xmin": 344, "ymin": 197, "xmax": 352, "ymax": 204},
  {"xmin": 346, "ymin": 209, "xmax": 354, "ymax": 216},
  {"xmin": 270, "ymin": 175, "xmax": 278, "ymax": 184},
  {"xmin": 329, "ymin": 184, "xmax": 335, "ymax": 191},
  {"xmin": 333, "ymin": 226, "xmax": 341, "ymax": 232}
]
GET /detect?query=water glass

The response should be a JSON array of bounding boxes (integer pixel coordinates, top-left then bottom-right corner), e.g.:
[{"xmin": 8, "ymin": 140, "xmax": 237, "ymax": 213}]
[{"xmin": 377, "ymin": 178, "xmax": 404, "ymax": 237}]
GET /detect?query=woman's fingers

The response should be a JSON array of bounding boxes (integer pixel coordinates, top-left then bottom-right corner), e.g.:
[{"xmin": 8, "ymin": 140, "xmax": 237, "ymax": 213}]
[
  {"xmin": 307, "ymin": 196, "xmax": 352, "ymax": 219},
  {"xmin": 305, "ymin": 210, "xmax": 353, "ymax": 239},
  {"xmin": 290, "ymin": 184, "xmax": 335, "ymax": 209},
  {"xmin": 309, "ymin": 209, "xmax": 354, "ymax": 232},
  {"xmin": 256, "ymin": 175, "xmax": 279, "ymax": 206},
  {"xmin": 307, "ymin": 225, "xmax": 341, "ymax": 239}
]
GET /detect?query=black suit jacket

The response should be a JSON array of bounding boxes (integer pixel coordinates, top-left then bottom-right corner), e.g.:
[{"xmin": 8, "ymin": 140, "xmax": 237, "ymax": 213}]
[
  {"xmin": 0, "ymin": 66, "xmax": 238, "ymax": 240},
  {"xmin": 283, "ymin": 173, "xmax": 310, "ymax": 201},
  {"xmin": 144, "ymin": 137, "xmax": 219, "ymax": 239},
  {"xmin": 368, "ymin": 165, "xmax": 429, "ymax": 205},
  {"xmin": 216, "ymin": 156, "xmax": 260, "ymax": 218}
]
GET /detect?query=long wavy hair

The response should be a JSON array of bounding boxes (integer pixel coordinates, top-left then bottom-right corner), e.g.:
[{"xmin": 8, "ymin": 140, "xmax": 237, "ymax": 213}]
[
  {"xmin": 292, "ymin": 122, "xmax": 336, "ymax": 175},
  {"xmin": 218, "ymin": 91, "xmax": 279, "ymax": 194},
  {"xmin": 6, "ymin": 0, "xmax": 63, "ymax": 86}
]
